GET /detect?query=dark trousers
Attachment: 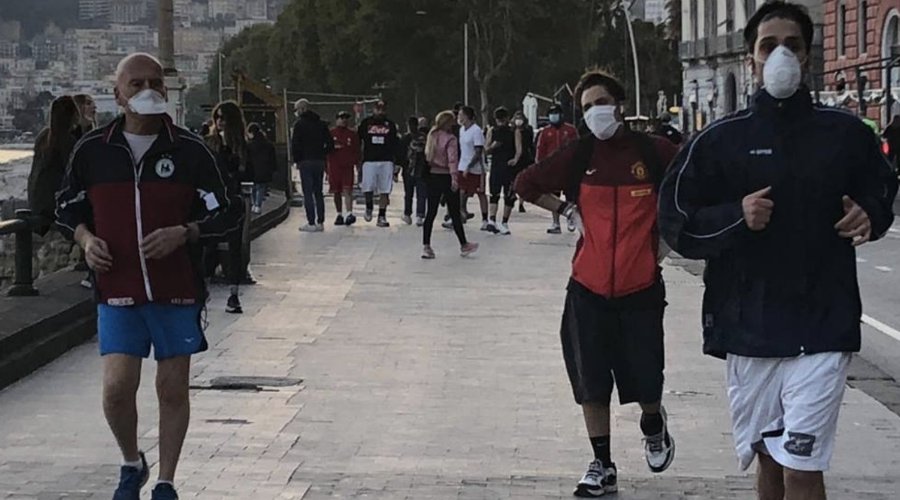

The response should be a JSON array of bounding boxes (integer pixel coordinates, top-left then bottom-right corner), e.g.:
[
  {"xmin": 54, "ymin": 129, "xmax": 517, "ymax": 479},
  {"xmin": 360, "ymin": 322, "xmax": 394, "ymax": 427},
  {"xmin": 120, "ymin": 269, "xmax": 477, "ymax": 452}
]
[
  {"xmin": 403, "ymin": 170, "xmax": 427, "ymax": 217},
  {"xmin": 423, "ymin": 174, "xmax": 466, "ymax": 246},
  {"xmin": 299, "ymin": 160, "xmax": 326, "ymax": 225},
  {"xmin": 227, "ymin": 194, "xmax": 251, "ymax": 286}
]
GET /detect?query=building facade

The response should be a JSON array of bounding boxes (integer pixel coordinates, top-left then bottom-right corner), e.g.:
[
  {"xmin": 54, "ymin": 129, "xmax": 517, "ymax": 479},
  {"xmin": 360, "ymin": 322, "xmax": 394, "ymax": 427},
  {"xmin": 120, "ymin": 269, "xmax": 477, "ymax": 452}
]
[
  {"xmin": 679, "ymin": 0, "xmax": 825, "ymax": 131},
  {"xmin": 820, "ymin": 0, "xmax": 900, "ymax": 123},
  {"xmin": 79, "ymin": 0, "xmax": 112, "ymax": 22}
]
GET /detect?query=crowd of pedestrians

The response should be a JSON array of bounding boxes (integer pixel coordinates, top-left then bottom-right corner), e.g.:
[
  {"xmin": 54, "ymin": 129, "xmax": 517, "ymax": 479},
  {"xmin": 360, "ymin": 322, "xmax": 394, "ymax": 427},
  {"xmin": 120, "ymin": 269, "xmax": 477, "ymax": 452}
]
[{"xmin": 18, "ymin": 2, "xmax": 900, "ymax": 499}]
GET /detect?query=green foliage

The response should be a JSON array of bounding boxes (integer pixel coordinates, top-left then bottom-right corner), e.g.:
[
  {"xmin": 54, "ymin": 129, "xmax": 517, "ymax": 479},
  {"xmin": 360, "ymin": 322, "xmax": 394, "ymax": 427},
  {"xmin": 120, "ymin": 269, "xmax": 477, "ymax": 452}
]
[
  {"xmin": 11, "ymin": 91, "xmax": 54, "ymax": 134},
  {"xmin": 215, "ymin": 0, "xmax": 682, "ymax": 122}
]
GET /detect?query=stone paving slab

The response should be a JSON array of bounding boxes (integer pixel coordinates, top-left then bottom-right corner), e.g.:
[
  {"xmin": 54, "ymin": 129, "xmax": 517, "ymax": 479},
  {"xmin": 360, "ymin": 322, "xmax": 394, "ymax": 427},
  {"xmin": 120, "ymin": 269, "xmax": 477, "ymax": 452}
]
[{"xmin": 1, "ymin": 192, "xmax": 899, "ymax": 499}]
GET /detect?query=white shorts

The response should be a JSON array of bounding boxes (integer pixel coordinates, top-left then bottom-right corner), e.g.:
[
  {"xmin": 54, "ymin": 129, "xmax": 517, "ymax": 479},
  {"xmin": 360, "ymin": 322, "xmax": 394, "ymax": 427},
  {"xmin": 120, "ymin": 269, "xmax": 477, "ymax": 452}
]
[
  {"xmin": 727, "ymin": 352, "xmax": 850, "ymax": 472},
  {"xmin": 361, "ymin": 161, "xmax": 394, "ymax": 195}
]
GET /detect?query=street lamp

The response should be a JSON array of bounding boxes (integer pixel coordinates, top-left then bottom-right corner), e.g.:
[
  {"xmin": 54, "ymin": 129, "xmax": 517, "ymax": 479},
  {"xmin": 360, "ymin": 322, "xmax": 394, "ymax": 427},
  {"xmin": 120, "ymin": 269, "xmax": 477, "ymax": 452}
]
[{"xmin": 621, "ymin": 0, "xmax": 641, "ymax": 116}]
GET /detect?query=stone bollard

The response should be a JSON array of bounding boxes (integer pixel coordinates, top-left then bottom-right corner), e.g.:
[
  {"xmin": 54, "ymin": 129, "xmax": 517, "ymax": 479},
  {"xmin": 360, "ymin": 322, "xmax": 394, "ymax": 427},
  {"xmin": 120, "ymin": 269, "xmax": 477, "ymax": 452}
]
[{"xmin": 7, "ymin": 209, "xmax": 38, "ymax": 297}]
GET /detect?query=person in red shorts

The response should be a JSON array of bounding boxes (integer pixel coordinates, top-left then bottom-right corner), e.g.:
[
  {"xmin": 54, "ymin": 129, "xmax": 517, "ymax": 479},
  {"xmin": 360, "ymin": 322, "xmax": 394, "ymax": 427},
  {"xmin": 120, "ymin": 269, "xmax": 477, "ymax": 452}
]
[{"xmin": 328, "ymin": 110, "xmax": 360, "ymax": 226}]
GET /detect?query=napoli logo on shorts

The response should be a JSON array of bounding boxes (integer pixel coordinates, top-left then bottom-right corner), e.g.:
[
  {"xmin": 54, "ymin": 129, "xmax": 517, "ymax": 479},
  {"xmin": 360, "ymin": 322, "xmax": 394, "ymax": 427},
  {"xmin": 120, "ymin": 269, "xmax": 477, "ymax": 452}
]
[
  {"xmin": 784, "ymin": 432, "xmax": 816, "ymax": 457},
  {"xmin": 155, "ymin": 158, "xmax": 176, "ymax": 179}
]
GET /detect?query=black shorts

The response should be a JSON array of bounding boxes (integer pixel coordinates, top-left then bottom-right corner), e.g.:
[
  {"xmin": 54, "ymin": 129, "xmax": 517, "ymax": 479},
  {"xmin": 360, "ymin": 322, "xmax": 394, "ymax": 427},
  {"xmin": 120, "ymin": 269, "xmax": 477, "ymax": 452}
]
[
  {"xmin": 561, "ymin": 279, "xmax": 666, "ymax": 405},
  {"xmin": 489, "ymin": 166, "xmax": 516, "ymax": 198}
]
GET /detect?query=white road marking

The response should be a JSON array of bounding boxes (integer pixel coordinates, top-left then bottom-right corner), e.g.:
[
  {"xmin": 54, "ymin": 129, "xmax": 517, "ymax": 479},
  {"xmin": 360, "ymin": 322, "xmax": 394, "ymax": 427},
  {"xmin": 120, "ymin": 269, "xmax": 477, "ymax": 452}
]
[
  {"xmin": 888, "ymin": 227, "xmax": 900, "ymax": 234},
  {"xmin": 857, "ymin": 258, "xmax": 867, "ymax": 263},
  {"xmin": 862, "ymin": 314, "xmax": 900, "ymax": 343},
  {"xmin": 875, "ymin": 266, "xmax": 893, "ymax": 273}
]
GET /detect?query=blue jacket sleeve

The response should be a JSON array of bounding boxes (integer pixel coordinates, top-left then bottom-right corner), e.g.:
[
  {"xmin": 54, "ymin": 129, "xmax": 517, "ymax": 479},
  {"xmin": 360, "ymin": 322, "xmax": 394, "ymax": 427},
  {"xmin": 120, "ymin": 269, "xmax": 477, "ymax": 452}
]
[
  {"xmin": 848, "ymin": 124, "xmax": 898, "ymax": 241},
  {"xmin": 657, "ymin": 133, "xmax": 747, "ymax": 260}
]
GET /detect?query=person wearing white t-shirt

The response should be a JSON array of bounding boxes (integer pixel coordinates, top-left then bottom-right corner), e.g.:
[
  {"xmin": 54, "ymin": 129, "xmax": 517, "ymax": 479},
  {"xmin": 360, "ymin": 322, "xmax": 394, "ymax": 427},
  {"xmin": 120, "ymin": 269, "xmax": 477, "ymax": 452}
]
[{"xmin": 456, "ymin": 106, "xmax": 491, "ymax": 231}]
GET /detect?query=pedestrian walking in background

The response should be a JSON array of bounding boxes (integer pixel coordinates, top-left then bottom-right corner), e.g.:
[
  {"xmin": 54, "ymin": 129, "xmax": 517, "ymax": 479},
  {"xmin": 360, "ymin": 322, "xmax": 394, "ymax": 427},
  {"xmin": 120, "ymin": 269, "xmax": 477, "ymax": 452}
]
[
  {"xmin": 328, "ymin": 110, "xmax": 360, "ymax": 226},
  {"xmin": 73, "ymin": 93, "xmax": 97, "ymax": 138},
  {"xmin": 358, "ymin": 100, "xmax": 401, "ymax": 227},
  {"xmin": 485, "ymin": 107, "xmax": 519, "ymax": 235},
  {"xmin": 55, "ymin": 53, "xmax": 239, "ymax": 500},
  {"xmin": 400, "ymin": 116, "xmax": 428, "ymax": 226},
  {"xmin": 516, "ymin": 70, "xmax": 679, "ymax": 498},
  {"xmin": 657, "ymin": 3, "xmax": 898, "ymax": 499},
  {"xmin": 534, "ymin": 103, "xmax": 579, "ymax": 234},
  {"xmin": 292, "ymin": 98, "xmax": 333, "ymax": 232},
  {"xmin": 455, "ymin": 106, "xmax": 490, "ymax": 232},
  {"xmin": 247, "ymin": 123, "xmax": 276, "ymax": 214},
  {"xmin": 29, "ymin": 95, "xmax": 81, "ymax": 235},
  {"xmin": 422, "ymin": 110, "xmax": 479, "ymax": 260},
  {"xmin": 207, "ymin": 100, "xmax": 252, "ymax": 314}
]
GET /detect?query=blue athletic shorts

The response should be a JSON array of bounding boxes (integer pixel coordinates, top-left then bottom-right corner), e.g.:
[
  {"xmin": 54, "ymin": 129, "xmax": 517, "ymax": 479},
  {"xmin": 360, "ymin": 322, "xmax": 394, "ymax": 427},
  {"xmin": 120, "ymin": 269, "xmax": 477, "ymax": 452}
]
[{"xmin": 97, "ymin": 303, "xmax": 208, "ymax": 360}]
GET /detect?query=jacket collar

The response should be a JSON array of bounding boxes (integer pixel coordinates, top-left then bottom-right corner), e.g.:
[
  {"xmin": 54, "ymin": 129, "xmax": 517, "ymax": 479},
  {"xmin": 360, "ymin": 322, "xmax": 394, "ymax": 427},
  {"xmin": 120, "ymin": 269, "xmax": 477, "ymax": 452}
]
[
  {"xmin": 751, "ymin": 86, "xmax": 813, "ymax": 119},
  {"xmin": 103, "ymin": 114, "xmax": 179, "ymax": 152}
]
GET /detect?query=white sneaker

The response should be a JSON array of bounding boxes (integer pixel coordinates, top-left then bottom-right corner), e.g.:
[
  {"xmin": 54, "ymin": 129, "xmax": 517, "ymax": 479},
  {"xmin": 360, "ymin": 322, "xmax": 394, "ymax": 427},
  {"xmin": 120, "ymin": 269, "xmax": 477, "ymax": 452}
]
[
  {"xmin": 497, "ymin": 223, "xmax": 511, "ymax": 235},
  {"xmin": 574, "ymin": 460, "xmax": 617, "ymax": 497},
  {"xmin": 299, "ymin": 224, "xmax": 318, "ymax": 233},
  {"xmin": 482, "ymin": 221, "xmax": 497, "ymax": 233},
  {"xmin": 643, "ymin": 406, "xmax": 676, "ymax": 473},
  {"xmin": 547, "ymin": 223, "xmax": 562, "ymax": 235},
  {"xmin": 315, "ymin": 223, "xmax": 325, "ymax": 232},
  {"xmin": 415, "ymin": 216, "xmax": 425, "ymax": 227},
  {"xmin": 441, "ymin": 220, "xmax": 454, "ymax": 229},
  {"xmin": 567, "ymin": 217, "xmax": 577, "ymax": 232}
]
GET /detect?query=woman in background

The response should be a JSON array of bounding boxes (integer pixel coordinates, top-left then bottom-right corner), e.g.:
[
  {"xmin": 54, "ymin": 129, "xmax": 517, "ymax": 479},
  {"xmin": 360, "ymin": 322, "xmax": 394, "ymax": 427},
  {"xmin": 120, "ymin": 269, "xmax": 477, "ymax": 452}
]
[
  {"xmin": 73, "ymin": 94, "xmax": 97, "ymax": 139},
  {"xmin": 247, "ymin": 123, "xmax": 276, "ymax": 214},
  {"xmin": 28, "ymin": 95, "xmax": 81, "ymax": 235}
]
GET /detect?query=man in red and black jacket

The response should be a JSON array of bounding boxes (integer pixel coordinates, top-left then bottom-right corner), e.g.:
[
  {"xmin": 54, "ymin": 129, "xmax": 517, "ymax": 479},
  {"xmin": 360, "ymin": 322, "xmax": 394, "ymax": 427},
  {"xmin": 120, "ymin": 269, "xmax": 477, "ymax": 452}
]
[
  {"xmin": 55, "ymin": 53, "xmax": 239, "ymax": 500},
  {"xmin": 515, "ymin": 71, "xmax": 678, "ymax": 498},
  {"xmin": 534, "ymin": 103, "xmax": 579, "ymax": 234}
]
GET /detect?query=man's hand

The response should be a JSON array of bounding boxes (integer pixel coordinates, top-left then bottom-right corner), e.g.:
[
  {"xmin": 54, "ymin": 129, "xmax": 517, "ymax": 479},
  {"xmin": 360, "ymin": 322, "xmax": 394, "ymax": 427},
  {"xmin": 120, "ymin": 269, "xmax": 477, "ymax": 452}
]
[
  {"xmin": 742, "ymin": 186, "xmax": 774, "ymax": 231},
  {"xmin": 84, "ymin": 235, "xmax": 113, "ymax": 273},
  {"xmin": 835, "ymin": 195, "xmax": 872, "ymax": 247},
  {"xmin": 142, "ymin": 226, "xmax": 189, "ymax": 260}
]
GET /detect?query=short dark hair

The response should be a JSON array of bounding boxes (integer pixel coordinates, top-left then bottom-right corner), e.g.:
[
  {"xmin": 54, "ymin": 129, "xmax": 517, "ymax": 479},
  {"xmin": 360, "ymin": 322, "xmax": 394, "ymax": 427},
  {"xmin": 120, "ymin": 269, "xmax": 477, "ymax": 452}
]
[
  {"xmin": 574, "ymin": 71, "xmax": 627, "ymax": 106},
  {"xmin": 453, "ymin": 102, "xmax": 464, "ymax": 111},
  {"xmin": 744, "ymin": 1, "xmax": 814, "ymax": 55},
  {"xmin": 494, "ymin": 107, "xmax": 510, "ymax": 120},
  {"xmin": 461, "ymin": 106, "xmax": 476, "ymax": 120},
  {"xmin": 407, "ymin": 116, "xmax": 419, "ymax": 130}
]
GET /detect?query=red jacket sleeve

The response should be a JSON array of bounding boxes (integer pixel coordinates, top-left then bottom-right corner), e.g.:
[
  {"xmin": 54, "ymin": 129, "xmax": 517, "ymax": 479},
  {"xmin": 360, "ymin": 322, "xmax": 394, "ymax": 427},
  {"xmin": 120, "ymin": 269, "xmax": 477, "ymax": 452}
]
[{"xmin": 514, "ymin": 138, "xmax": 579, "ymax": 202}]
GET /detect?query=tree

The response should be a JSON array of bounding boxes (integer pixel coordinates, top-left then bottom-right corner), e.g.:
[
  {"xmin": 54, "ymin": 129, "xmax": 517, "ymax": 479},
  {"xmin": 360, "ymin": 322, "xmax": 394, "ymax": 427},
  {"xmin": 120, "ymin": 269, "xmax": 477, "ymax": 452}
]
[{"xmin": 12, "ymin": 91, "xmax": 53, "ymax": 134}]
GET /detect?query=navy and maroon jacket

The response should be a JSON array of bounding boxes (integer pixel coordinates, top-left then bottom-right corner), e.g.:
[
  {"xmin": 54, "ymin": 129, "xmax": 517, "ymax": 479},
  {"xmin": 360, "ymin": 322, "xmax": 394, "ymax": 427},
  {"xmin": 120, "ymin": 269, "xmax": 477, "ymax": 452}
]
[
  {"xmin": 56, "ymin": 116, "xmax": 240, "ymax": 307},
  {"xmin": 516, "ymin": 130, "xmax": 678, "ymax": 306}
]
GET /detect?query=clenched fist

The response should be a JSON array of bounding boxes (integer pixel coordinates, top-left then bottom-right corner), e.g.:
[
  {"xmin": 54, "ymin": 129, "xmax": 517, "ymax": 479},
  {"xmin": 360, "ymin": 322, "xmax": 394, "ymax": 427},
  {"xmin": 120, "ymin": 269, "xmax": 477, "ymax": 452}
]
[{"xmin": 743, "ymin": 186, "xmax": 774, "ymax": 231}]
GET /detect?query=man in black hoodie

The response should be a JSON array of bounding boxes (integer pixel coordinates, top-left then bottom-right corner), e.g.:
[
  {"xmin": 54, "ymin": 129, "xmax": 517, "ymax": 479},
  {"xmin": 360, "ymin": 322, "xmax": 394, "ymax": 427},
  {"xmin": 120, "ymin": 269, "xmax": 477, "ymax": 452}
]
[
  {"xmin": 292, "ymin": 98, "xmax": 334, "ymax": 232},
  {"xmin": 357, "ymin": 100, "xmax": 400, "ymax": 227}
]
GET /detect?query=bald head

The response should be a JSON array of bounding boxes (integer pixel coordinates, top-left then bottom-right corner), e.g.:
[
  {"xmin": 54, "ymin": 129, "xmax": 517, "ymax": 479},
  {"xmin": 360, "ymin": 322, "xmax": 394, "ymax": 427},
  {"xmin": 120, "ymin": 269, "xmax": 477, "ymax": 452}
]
[{"xmin": 115, "ymin": 53, "xmax": 166, "ymax": 109}]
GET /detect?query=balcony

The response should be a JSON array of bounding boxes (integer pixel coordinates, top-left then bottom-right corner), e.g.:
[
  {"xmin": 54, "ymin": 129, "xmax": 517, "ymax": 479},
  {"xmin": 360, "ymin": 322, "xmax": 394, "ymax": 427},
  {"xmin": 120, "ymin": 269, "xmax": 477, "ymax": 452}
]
[{"xmin": 680, "ymin": 30, "xmax": 745, "ymax": 61}]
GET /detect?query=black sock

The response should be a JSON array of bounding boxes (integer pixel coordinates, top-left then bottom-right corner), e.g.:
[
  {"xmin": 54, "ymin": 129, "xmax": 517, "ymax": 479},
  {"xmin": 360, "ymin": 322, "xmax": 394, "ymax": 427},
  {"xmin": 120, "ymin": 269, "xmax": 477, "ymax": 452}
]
[
  {"xmin": 378, "ymin": 208, "xmax": 386, "ymax": 218},
  {"xmin": 502, "ymin": 216, "xmax": 510, "ymax": 224},
  {"xmin": 640, "ymin": 411, "xmax": 664, "ymax": 436},
  {"xmin": 490, "ymin": 216, "xmax": 497, "ymax": 222},
  {"xmin": 590, "ymin": 436, "xmax": 611, "ymax": 466},
  {"xmin": 365, "ymin": 193, "xmax": 374, "ymax": 212},
  {"xmin": 482, "ymin": 212, "xmax": 488, "ymax": 221}
]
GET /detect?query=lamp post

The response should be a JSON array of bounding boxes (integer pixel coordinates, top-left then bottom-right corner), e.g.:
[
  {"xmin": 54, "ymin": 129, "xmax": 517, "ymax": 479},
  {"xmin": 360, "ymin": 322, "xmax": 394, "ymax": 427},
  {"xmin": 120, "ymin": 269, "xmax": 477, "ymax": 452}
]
[{"xmin": 622, "ymin": 0, "xmax": 641, "ymax": 116}]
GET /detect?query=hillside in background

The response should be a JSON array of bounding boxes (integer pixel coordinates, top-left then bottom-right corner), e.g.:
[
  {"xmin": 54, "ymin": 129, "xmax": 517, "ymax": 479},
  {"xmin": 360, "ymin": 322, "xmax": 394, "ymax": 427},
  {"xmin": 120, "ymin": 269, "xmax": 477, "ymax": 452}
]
[{"xmin": 0, "ymin": 0, "xmax": 79, "ymax": 39}]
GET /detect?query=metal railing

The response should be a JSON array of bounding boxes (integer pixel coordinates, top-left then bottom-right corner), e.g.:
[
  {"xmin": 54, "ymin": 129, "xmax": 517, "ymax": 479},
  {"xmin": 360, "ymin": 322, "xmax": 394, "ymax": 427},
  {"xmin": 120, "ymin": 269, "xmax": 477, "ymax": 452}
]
[{"xmin": 0, "ymin": 209, "xmax": 38, "ymax": 297}]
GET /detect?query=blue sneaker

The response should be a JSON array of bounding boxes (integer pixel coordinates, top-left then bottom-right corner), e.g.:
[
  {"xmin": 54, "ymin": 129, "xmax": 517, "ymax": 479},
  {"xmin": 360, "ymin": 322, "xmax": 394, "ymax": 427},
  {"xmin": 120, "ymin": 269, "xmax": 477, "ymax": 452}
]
[
  {"xmin": 151, "ymin": 483, "xmax": 179, "ymax": 500},
  {"xmin": 112, "ymin": 452, "xmax": 149, "ymax": 500}
]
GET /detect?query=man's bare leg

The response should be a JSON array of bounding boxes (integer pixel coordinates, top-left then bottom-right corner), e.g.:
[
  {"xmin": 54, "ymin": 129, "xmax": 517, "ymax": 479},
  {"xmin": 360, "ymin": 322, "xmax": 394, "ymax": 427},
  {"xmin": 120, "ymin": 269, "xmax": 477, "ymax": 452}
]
[
  {"xmin": 379, "ymin": 193, "xmax": 390, "ymax": 210},
  {"xmin": 333, "ymin": 192, "xmax": 343, "ymax": 213},
  {"xmin": 103, "ymin": 354, "xmax": 143, "ymax": 462},
  {"xmin": 477, "ymin": 193, "xmax": 489, "ymax": 220},
  {"xmin": 156, "ymin": 355, "xmax": 191, "ymax": 483},
  {"xmin": 783, "ymin": 467, "xmax": 825, "ymax": 500},
  {"xmin": 343, "ymin": 190, "xmax": 353, "ymax": 215},
  {"xmin": 582, "ymin": 402, "xmax": 611, "ymax": 438},
  {"xmin": 757, "ymin": 453, "xmax": 786, "ymax": 500}
]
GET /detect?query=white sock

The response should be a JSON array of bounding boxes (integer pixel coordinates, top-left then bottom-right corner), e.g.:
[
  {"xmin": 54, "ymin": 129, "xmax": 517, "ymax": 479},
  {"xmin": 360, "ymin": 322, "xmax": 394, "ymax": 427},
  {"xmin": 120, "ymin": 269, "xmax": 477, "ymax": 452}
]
[
  {"xmin": 155, "ymin": 480, "xmax": 174, "ymax": 489},
  {"xmin": 123, "ymin": 458, "xmax": 142, "ymax": 469},
  {"xmin": 344, "ymin": 210, "xmax": 352, "ymax": 218}
]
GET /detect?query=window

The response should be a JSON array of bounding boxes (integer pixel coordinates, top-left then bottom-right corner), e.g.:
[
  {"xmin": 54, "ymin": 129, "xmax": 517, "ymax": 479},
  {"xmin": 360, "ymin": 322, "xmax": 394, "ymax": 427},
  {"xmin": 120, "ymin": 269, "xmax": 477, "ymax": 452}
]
[
  {"xmin": 691, "ymin": 0, "xmax": 699, "ymax": 41},
  {"xmin": 838, "ymin": 2, "xmax": 846, "ymax": 57},
  {"xmin": 705, "ymin": 0, "xmax": 717, "ymax": 39},
  {"xmin": 858, "ymin": 0, "xmax": 868, "ymax": 54}
]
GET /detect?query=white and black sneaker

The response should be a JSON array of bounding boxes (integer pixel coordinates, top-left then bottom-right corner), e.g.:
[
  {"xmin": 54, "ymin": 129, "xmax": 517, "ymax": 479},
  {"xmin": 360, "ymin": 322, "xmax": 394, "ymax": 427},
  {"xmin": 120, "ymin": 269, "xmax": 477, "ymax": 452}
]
[
  {"xmin": 574, "ymin": 460, "xmax": 617, "ymax": 497},
  {"xmin": 643, "ymin": 406, "xmax": 675, "ymax": 473}
]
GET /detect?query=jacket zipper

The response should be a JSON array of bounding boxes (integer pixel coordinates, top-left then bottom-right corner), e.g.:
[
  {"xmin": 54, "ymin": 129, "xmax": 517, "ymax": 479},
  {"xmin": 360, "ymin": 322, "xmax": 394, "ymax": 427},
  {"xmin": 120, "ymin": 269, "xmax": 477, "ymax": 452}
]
[
  {"xmin": 114, "ymin": 144, "xmax": 154, "ymax": 302},
  {"xmin": 611, "ymin": 186, "xmax": 618, "ymax": 297}
]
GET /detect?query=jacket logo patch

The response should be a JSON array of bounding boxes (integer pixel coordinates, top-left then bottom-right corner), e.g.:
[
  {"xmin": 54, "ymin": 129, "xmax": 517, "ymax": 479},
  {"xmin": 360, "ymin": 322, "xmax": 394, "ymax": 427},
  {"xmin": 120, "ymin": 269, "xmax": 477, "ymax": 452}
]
[
  {"xmin": 749, "ymin": 149, "xmax": 773, "ymax": 156},
  {"xmin": 784, "ymin": 432, "xmax": 816, "ymax": 457},
  {"xmin": 630, "ymin": 188, "xmax": 653, "ymax": 197},
  {"xmin": 155, "ymin": 158, "xmax": 176, "ymax": 178},
  {"xmin": 631, "ymin": 162, "xmax": 648, "ymax": 180}
]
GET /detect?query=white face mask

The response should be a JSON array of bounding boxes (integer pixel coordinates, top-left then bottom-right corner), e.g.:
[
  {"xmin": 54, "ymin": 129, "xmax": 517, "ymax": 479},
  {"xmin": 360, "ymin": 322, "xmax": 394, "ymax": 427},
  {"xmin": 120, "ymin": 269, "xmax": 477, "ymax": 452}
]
[
  {"xmin": 584, "ymin": 105, "xmax": 621, "ymax": 141},
  {"xmin": 762, "ymin": 45, "xmax": 802, "ymax": 100},
  {"xmin": 514, "ymin": 119, "xmax": 524, "ymax": 127},
  {"xmin": 127, "ymin": 89, "xmax": 168, "ymax": 116},
  {"xmin": 549, "ymin": 113, "xmax": 561, "ymax": 124}
]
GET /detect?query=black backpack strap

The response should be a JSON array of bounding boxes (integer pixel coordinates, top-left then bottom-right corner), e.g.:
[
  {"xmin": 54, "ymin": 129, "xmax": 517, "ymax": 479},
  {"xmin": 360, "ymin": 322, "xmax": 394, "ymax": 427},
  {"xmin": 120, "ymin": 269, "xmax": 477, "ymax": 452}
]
[
  {"xmin": 632, "ymin": 132, "xmax": 665, "ymax": 190},
  {"xmin": 564, "ymin": 134, "xmax": 595, "ymax": 204}
]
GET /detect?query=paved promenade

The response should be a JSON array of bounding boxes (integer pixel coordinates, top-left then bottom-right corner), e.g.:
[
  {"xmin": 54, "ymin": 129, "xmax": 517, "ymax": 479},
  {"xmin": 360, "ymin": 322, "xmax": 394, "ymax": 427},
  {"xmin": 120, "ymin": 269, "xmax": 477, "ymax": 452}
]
[{"xmin": 1, "ymin": 194, "xmax": 899, "ymax": 499}]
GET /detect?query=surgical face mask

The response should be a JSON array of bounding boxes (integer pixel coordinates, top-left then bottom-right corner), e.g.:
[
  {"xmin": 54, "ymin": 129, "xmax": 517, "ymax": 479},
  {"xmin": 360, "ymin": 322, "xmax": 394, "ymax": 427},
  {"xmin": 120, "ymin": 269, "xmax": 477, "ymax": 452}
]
[
  {"xmin": 584, "ymin": 105, "xmax": 621, "ymax": 141},
  {"xmin": 514, "ymin": 119, "xmax": 524, "ymax": 127},
  {"xmin": 549, "ymin": 113, "xmax": 561, "ymax": 124},
  {"xmin": 761, "ymin": 45, "xmax": 802, "ymax": 100},
  {"xmin": 127, "ymin": 89, "xmax": 168, "ymax": 116}
]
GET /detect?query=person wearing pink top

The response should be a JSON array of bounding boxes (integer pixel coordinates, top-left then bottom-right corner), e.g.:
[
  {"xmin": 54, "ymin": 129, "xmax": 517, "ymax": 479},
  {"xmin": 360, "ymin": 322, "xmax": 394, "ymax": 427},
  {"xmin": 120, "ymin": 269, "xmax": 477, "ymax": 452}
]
[{"xmin": 421, "ymin": 110, "xmax": 479, "ymax": 259}]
